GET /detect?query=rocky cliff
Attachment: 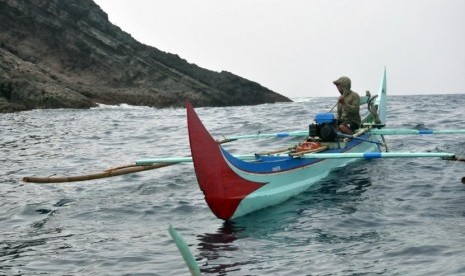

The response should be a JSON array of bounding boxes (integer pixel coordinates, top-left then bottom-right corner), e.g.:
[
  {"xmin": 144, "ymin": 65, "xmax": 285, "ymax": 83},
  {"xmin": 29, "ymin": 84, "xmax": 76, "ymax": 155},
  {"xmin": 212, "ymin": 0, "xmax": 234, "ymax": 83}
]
[{"xmin": 0, "ymin": 0, "xmax": 291, "ymax": 113}]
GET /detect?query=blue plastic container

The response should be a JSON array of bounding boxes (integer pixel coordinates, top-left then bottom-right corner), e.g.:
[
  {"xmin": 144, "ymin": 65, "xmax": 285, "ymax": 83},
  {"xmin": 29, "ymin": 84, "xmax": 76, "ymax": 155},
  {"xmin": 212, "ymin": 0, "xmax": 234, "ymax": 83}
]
[{"xmin": 314, "ymin": 113, "xmax": 335, "ymax": 124}]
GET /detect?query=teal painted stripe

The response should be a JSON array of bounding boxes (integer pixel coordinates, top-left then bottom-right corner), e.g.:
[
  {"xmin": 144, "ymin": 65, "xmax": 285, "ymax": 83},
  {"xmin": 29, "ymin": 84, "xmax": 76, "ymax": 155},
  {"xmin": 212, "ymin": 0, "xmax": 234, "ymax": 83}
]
[
  {"xmin": 136, "ymin": 157, "xmax": 193, "ymax": 165},
  {"xmin": 136, "ymin": 155, "xmax": 257, "ymax": 165}
]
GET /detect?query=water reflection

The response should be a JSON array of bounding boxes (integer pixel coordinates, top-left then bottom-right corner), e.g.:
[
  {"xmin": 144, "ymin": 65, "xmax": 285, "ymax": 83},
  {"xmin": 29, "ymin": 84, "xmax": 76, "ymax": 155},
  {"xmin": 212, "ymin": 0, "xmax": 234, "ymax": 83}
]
[
  {"xmin": 196, "ymin": 221, "xmax": 250, "ymax": 275},
  {"xmin": 197, "ymin": 221, "xmax": 243, "ymax": 249}
]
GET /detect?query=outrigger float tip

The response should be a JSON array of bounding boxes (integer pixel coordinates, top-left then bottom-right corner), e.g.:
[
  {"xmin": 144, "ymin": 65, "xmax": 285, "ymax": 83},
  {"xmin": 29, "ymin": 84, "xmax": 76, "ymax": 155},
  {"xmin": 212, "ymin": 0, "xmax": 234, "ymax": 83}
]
[{"xmin": 168, "ymin": 225, "xmax": 202, "ymax": 276}]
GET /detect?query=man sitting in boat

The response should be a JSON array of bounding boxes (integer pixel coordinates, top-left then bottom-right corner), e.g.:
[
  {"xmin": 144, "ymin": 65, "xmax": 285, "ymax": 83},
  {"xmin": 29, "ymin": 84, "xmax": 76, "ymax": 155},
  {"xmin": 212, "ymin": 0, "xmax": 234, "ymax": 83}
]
[{"xmin": 333, "ymin": 76, "xmax": 361, "ymax": 134}]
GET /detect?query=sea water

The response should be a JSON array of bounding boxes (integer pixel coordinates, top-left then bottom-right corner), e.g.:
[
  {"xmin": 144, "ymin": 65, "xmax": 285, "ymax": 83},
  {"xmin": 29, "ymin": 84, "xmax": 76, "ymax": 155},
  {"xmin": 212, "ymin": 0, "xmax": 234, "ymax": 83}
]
[{"xmin": 1, "ymin": 94, "xmax": 465, "ymax": 275}]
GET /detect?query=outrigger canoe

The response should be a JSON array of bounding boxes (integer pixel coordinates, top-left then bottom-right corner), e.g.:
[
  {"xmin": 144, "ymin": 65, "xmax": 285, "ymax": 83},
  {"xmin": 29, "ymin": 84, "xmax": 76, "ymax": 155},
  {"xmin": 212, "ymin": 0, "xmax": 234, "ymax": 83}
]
[
  {"xmin": 23, "ymin": 69, "xmax": 464, "ymax": 220},
  {"xmin": 186, "ymin": 70, "xmax": 388, "ymax": 220}
]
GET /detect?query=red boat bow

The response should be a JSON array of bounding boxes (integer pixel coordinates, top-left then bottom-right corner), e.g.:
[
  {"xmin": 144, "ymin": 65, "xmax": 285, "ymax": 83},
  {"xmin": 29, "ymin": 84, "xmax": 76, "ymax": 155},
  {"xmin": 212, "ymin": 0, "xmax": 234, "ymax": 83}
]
[{"xmin": 186, "ymin": 102, "xmax": 263, "ymax": 220}]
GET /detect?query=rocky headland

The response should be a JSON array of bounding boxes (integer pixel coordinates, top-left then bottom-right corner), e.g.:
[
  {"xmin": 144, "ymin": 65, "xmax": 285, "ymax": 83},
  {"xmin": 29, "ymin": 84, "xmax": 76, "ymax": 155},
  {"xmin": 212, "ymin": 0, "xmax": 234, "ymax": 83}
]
[{"xmin": 0, "ymin": 0, "xmax": 291, "ymax": 113}]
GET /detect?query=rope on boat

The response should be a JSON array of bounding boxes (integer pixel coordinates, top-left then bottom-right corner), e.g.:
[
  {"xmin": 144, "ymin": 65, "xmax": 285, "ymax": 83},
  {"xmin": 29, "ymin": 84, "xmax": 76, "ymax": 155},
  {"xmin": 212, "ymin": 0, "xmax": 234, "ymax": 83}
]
[
  {"xmin": 381, "ymin": 135, "xmax": 388, "ymax": 152},
  {"xmin": 289, "ymin": 146, "xmax": 328, "ymax": 157}
]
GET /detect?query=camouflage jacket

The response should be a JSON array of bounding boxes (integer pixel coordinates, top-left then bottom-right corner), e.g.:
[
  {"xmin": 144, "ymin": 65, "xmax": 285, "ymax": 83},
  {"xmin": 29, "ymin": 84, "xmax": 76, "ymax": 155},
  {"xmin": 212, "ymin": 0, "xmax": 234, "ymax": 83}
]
[{"xmin": 337, "ymin": 89, "xmax": 361, "ymax": 127}]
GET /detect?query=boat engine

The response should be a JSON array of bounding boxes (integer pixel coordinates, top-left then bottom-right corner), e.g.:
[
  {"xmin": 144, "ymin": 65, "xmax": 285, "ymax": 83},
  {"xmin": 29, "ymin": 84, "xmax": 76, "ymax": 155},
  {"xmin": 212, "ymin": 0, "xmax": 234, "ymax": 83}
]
[{"xmin": 309, "ymin": 113, "xmax": 338, "ymax": 141}]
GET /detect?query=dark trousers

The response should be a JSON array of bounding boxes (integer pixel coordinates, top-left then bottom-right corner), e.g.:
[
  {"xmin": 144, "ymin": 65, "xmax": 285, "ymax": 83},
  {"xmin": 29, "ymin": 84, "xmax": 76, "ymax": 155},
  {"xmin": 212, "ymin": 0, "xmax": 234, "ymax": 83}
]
[{"xmin": 339, "ymin": 121, "xmax": 359, "ymax": 131}]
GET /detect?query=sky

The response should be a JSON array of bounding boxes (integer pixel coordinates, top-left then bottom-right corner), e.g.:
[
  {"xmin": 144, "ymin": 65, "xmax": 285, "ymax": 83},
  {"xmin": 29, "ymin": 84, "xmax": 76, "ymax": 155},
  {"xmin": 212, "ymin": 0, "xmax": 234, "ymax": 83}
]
[{"xmin": 93, "ymin": 0, "xmax": 465, "ymax": 99}]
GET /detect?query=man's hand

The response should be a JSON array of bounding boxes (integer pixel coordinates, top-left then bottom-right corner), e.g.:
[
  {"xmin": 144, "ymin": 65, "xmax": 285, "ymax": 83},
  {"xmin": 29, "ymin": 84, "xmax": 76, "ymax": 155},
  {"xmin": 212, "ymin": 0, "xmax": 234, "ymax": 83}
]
[{"xmin": 338, "ymin": 95, "xmax": 345, "ymax": 104}]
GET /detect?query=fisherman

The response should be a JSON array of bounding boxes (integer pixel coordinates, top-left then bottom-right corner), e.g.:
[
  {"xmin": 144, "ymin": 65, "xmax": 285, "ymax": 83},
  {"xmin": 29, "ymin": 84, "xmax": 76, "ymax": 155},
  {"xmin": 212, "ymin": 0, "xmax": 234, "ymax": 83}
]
[{"xmin": 333, "ymin": 76, "xmax": 361, "ymax": 134}]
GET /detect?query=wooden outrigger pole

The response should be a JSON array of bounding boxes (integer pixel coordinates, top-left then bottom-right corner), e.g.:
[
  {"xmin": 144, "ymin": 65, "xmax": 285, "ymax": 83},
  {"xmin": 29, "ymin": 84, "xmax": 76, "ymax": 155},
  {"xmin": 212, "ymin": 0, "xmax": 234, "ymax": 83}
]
[{"xmin": 22, "ymin": 162, "xmax": 176, "ymax": 183}]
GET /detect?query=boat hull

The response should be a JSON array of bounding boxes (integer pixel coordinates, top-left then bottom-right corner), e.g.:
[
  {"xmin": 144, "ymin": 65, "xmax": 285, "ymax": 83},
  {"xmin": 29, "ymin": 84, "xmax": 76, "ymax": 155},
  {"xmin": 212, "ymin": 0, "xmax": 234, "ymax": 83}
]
[
  {"xmin": 227, "ymin": 139, "xmax": 379, "ymax": 219},
  {"xmin": 186, "ymin": 101, "xmax": 381, "ymax": 220}
]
